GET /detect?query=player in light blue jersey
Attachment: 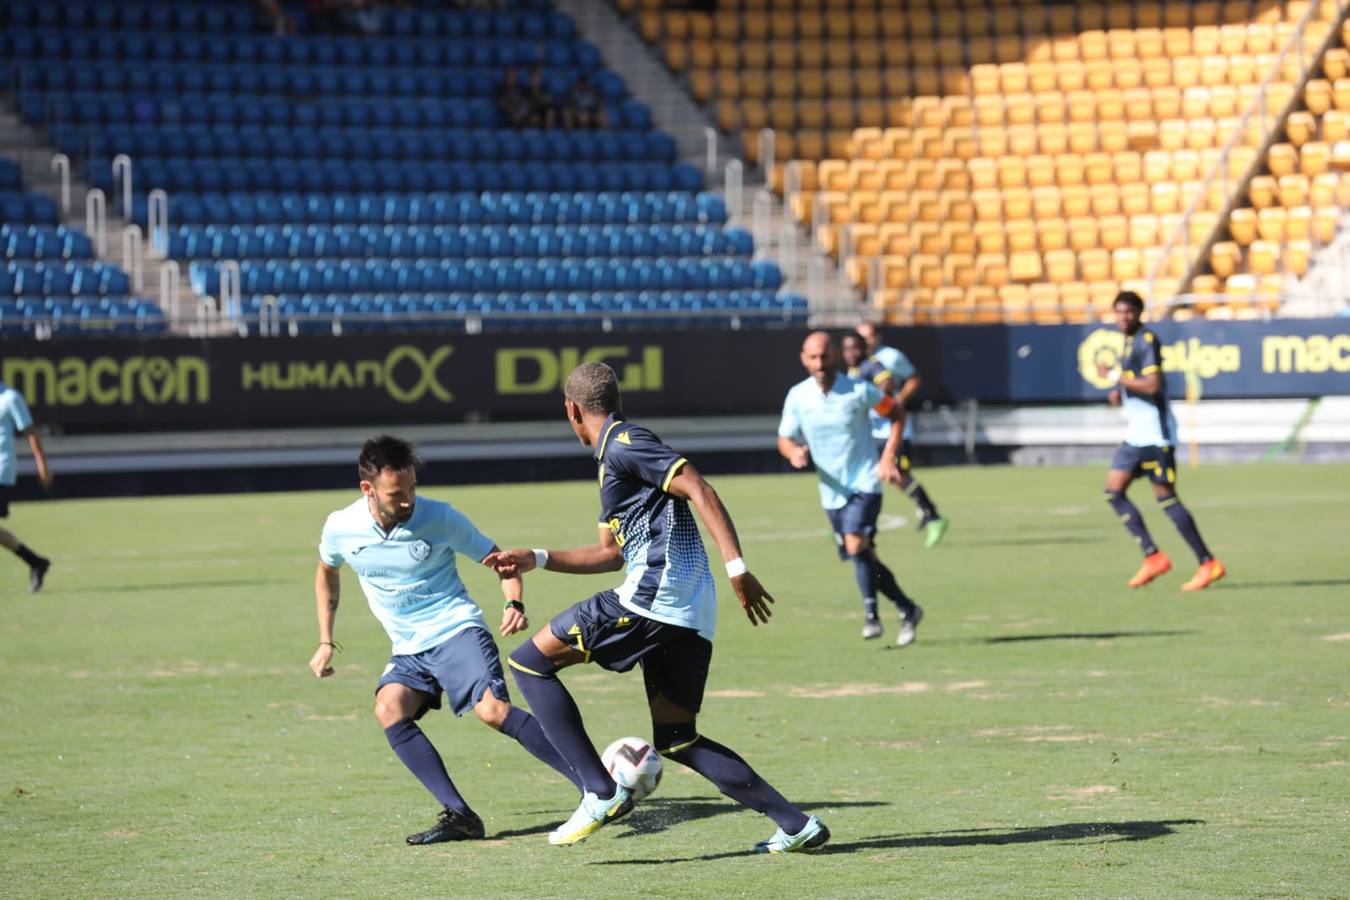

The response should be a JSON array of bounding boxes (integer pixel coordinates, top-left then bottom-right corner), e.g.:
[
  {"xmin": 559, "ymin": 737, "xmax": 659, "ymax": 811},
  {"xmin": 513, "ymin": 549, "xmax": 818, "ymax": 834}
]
[
  {"xmin": 310, "ymin": 436, "xmax": 583, "ymax": 846},
  {"xmin": 779, "ymin": 332, "xmax": 925, "ymax": 644},
  {"xmin": 0, "ymin": 381, "xmax": 53, "ymax": 593},
  {"xmin": 492, "ymin": 362, "xmax": 828, "ymax": 854},
  {"xmin": 1098, "ymin": 292, "xmax": 1225, "ymax": 591},
  {"xmin": 855, "ymin": 323, "xmax": 948, "ymax": 548}
]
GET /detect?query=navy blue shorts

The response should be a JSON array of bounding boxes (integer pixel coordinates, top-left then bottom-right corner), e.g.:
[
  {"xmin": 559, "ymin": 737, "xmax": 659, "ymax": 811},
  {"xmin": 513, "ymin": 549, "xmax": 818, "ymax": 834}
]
[
  {"xmin": 873, "ymin": 437, "xmax": 915, "ymax": 474},
  {"xmin": 1110, "ymin": 444, "xmax": 1177, "ymax": 486},
  {"xmin": 376, "ymin": 626, "xmax": 509, "ymax": 719},
  {"xmin": 548, "ymin": 590, "xmax": 712, "ymax": 715},
  {"xmin": 826, "ymin": 491, "xmax": 883, "ymax": 559}
]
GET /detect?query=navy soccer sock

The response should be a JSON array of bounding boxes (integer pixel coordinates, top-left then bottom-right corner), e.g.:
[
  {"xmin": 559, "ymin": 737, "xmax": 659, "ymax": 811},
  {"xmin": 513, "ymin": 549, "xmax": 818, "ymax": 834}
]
[
  {"xmin": 873, "ymin": 558, "xmax": 917, "ymax": 616},
  {"xmin": 508, "ymin": 641, "xmax": 614, "ymax": 799},
  {"xmin": 903, "ymin": 480, "xmax": 940, "ymax": 523},
  {"xmin": 500, "ymin": 705, "xmax": 584, "ymax": 792},
  {"xmin": 1158, "ymin": 494, "xmax": 1213, "ymax": 563},
  {"xmin": 850, "ymin": 555, "xmax": 880, "ymax": 619},
  {"xmin": 384, "ymin": 719, "xmax": 470, "ymax": 815},
  {"xmin": 1105, "ymin": 491, "xmax": 1158, "ymax": 556},
  {"xmin": 657, "ymin": 726, "xmax": 809, "ymax": 834},
  {"xmin": 12, "ymin": 543, "xmax": 44, "ymax": 568}
]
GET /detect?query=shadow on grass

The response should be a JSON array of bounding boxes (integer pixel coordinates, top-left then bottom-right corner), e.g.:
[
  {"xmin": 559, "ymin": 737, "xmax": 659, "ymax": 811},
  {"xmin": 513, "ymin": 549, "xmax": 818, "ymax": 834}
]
[
  {"xmin": 92, "ymin": 578, "xmax": 291, "ymax": 594},
  {"xmin": 591, "ymin": 818, "xmax": 1204, "ymax": 864},
  {"xmin": 1212, "ymin": 578, "xmax": 1350, "ymax": 591},
  {"xmin": 920, "ymin": 630, "xmax": 1194, "ymax": 648}
]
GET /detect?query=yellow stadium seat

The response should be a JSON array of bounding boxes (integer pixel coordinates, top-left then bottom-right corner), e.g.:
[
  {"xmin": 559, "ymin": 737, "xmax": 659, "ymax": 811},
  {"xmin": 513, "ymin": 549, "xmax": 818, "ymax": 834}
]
[
  {"xmin": 1267, "ymin": 143, "xmax": 1299, "ymax": 177},
  {"xmin": 1009, "ymin": 250, "xmax": 1044, "ymax": 282},
  {"xmin": 1026, "ymin": 155, "xmax": 1055, "ymax": 188},
  {"xmin": 1099, "ymin": 214, "xmax": 1130, "ymax": 249},
  {"xmin": 944, "ymin": 254, "xmax": 977, "ymax": 287},
  {"xmin": 1301, "ymin": 142, "xmax": 1330, "ymax": 176},
  {"xmin": 998, "ymin": 157, "xmax": 1029, "ymax": 189},
  {"xmin": 1112, "ymin": 248, "xmax": 1143, "ymax": 280},
  {"xmin": 1227, "ymin": 207, "xmax": 1257, "ymax": 244},
  {"xmin": 1077, "ymin": 249, "xmax": 1111, "ymax": 282},
  {"xmin": 1151, "ymin": 182, "xmax": 1180, "ymax": 215},
  {"xmin": 1029, "ymin": 284, "xmax": 1063, "ymax": 322},
  {"xmin": 881, "ymin": 256, "xmax": 910, "ymax": 290},
  {"xmin": 1310, "ymin": 172, "xmax": 1340, "ymax": 208},
  {"xmin": 879, "ymin": 223, "xmax": 910, "ymax": 255},
  {"xmin": 1257, "ymin": 207, "xmax": 1288, "ymax": 242},
  {"xmin": 1038, "ymin": 218, "xmax": 1070, "ymax": 252},
  {"xmin": 1038, "ymin": 124, "xmax": 1069, "ymax": 157},
  {"xmin": 913, "ymin": 255, "xmax": 943, "ymax": 289},
  {"xmin": 1069, "ymin": 123, "xmax": 1100, "ymax": 154},
  {"xmin": 1090, "ymin": 182, "xmax": 1122, "ymax": 216},
  {"xmin": 1085, "ymin": 59, "xmax": 1116, "ymax": 91},
  {"xmin": 974, "ymin": 221, "xmax": 1007, "ymax": 254},
  {"xmin": 943, "ymin": 222, "xmax": 977, "ymax": 255},
  {"xmin": 1312, "ymin": 207, "xmax": 1337, "ymax": 243},
  {"xmin": 1007, "ymin": 218, "xmax": 1037, "ymax": 252},
  {"xmin": 1248, "ymin": 240, "xmax": 1280, "ymax": 276},
  {"xmin": 1279, "ymin": 173, "xmax": 1310, "ymax": 207},
  {"xmin": 1066, "ymin": 215, "xmax": 1099, "ymax": 250},
  {"xmin": 1130, "ymin": 214, "xmax": 1161, "ymax": 247},
  {"xmin": 1007, "ymin": 126, "xmax": 1038, "ymax": 157}
]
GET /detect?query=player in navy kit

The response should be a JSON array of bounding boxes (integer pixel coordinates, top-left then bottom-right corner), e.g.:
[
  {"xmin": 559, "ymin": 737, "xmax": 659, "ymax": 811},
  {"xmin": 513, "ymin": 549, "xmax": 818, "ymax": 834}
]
[
  {"xmin": 1099, "ymin": 292, "xmax": 1225, "ymax": 591},
  {"xmin": 492, "ymin": 362, "xmax": 829, "ymax": 853}
]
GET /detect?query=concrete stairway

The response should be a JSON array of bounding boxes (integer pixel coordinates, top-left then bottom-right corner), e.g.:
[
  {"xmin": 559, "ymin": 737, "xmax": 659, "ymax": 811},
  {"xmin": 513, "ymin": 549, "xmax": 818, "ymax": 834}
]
[
  {"xmin": 554, "ymin": 0, "xmax": 865, "ymax": 325},
  {"xmin": 1283, "ymin": 211, "xmax": 1350, "ymax": 317},
  {"xmin": 0, "ymin": 100, "xmax": 211, "ymax": 334}
]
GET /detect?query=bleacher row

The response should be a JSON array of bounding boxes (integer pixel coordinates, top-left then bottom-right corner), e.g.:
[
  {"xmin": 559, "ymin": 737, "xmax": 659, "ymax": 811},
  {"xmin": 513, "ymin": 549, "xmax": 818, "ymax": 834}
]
[
  {"xmin": 634, "ymin": 0, "xmax": 1349, "ymax": 323},
  {"xmin": 1, "ymin": 0, "xmax": 808, "ymax": 336}
]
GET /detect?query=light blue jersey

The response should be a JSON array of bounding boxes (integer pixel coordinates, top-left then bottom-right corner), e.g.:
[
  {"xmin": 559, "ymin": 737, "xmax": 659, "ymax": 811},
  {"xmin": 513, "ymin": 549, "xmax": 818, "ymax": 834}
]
[
  {"xmin": 0, "ymin": 383, "xmax": 34, "ymax": 487},
  {"xmin": 1120, "ymin": 328, "xmax": 1178, "ymax": 447},
  {"xmin": 319, "ymin": 496, "xmax": 496, "ymax": 655},
  {"xmin": 779, "ymin": 374, "xmax": 885, "ymax": 510},
  {"xmin": 869, "ymin": 345, "xmax": 916, "ymax": 441}
]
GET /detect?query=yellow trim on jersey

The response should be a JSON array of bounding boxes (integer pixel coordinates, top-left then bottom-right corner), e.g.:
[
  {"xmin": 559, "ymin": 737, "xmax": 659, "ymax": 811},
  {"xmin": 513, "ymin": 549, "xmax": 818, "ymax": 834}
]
[
  {"xmin": 659, "ymin": 735, "xmax": 700, "ymax": 756},
  {"xmin": 507, "ymin": 658, "xmax": 545, "ymax": 677},
  {"xmin": 596, "ymin": 419, "xmax": 623, "ymax": 461},
  {"xmin": 661, "ymin": 457, "xmax": 689, "ymax": 492},
  {"xmin": 873, "ymin": 371, "xmax": 892, "ymax": 385},
  {"xmin": 1140, "ymin": 365, "xmax": 1160, "ymax": 375}
]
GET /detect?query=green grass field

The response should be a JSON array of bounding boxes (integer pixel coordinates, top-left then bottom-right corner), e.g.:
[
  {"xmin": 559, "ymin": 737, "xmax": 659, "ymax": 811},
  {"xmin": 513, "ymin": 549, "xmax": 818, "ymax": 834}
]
[{"xmin": 2, "ymin": 463, "xmax": 1347, "ymax": 898}]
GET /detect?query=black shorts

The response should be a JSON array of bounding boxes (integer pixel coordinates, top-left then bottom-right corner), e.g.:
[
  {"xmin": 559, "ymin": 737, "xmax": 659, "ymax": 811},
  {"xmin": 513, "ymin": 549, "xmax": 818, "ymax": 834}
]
[
  {"xmin": 0, "ymin": 485, "xmax": 9, "ymax": 518},
  {"xmin": 549, "ymin": 590, "xmax": 712, "ymax": 714},
  {"xmin": 1111, "ymin": 444, "xmax": 1177, "ymax": 486},
  {"xmin": 873, "ymin": 437, "xmax": 915, "ymax": 473}
]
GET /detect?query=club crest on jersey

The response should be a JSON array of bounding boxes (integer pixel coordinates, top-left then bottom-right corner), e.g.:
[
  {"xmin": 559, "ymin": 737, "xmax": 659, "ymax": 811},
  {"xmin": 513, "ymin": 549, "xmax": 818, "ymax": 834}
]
[{"xmin": 409, "ymin": 539, "xmax": 432, "ymax": 561}]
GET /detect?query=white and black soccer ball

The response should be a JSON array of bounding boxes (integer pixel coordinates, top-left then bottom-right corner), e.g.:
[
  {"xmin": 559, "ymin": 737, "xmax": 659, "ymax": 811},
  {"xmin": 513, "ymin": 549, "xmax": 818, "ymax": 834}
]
[{"xmin": 601, "ymin": 736, "xmax": 663, "ymax": 801}]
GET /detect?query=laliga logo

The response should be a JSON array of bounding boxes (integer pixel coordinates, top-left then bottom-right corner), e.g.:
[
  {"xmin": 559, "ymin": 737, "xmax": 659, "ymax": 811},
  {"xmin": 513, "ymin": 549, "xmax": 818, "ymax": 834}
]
[
  {"xmin": 1077, "ymin": 329, "xmax": 1124, "ymax": 390},
  {"xmin": 384, "ymin": 345, "xmax": 453, "ymax": 404}
]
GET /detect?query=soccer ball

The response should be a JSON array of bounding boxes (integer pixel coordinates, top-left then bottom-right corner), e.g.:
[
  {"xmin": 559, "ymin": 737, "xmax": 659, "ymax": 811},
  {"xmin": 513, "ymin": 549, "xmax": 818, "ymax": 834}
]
[{"xmin": 601, "ymin": 736, "xmax": 663, "ymax": 801}]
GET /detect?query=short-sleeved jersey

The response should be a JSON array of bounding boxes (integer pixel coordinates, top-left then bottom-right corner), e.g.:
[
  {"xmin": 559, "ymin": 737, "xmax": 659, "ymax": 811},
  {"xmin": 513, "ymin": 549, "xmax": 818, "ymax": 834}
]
[
  {"xmin": 594, "ymin": 414, "xmax": 717, "ymax": 640},
  {"xmin": 0, "ymin": 383, "xmax": 34, "ymax": 486},
  {"xmin": 849, "ymin": 356, "xmax": 915, "ymax": 442},
  {"xmin": 778, "ymin": 373, "xmax": 886, "ymax": 510},
  {"xmin": 319, "ymin": 495, "xmax": 496, "ymax": 655},
  {"xmin": 1120, "ymin": 327, "xmax": 1177, "ymax": 447}
]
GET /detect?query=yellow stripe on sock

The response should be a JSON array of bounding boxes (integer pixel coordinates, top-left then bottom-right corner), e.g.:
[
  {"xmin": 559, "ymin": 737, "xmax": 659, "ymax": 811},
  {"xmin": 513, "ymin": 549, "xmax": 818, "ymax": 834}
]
[{"xmin": 659, "ymin": 735, "xmax": 700, "ymax": 755}]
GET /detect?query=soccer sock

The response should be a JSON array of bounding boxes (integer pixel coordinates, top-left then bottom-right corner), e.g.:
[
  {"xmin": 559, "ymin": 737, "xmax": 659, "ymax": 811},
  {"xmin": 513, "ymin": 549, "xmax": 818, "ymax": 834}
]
[
  {"xmin": 1158, "ymin": 494, "xmax": 1213, "ymax": 564},
  {"xmin": 507, "ymin": 641, "xmax": 614, "ymax": 799},
  {"xmin": 903, "ymin": 480, "xmax": 940, "ymax": 522},
  {"xmin": 1105, "ymin": 491, "xmax": 1158, "ymax": 556},
  {"xmin": 850, "ymin": 555, "xmax": 880, "ymax": 619},
  {"xmin": 384, "ymin": 719, "xmax": 470, "ymax": 815},
  {"xmin": 12, "ymin": 544, "xmax": 45, "ymax": 568},
  {"xmin": 500, "ymin": 705, "xmax": 585, "ymax": 792},
  {"xmin": 658, "ymin": 730, "xmax": 809, "ymax": 834},
  {"xmin": 873, "ymin": 557, "xmax": 917, "ymax": 617}
]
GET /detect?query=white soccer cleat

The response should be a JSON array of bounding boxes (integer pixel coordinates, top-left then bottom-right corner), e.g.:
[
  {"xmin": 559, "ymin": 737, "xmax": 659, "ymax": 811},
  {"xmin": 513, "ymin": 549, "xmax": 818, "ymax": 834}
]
[
  {"xmin": 861, "ymin": 617, "xmax": 883, "ymax": 639},
  {"xmin": 896, "ymin": 604, "xmax": 924, "ymax": 647},
  {"xmin": 754, "ymin": 815, "xmax": 831, "ymax": 854},
  {"xmin": 548, "ymin": 786, "xmax": 633, "ymax": 846}
]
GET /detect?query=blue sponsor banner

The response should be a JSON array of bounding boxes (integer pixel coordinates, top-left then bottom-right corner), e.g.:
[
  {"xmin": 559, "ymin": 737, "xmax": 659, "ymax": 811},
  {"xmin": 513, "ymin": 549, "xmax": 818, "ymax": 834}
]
[{"xmin": 934, "ymin": 318, "xmax": 1350, "ymax": 403}]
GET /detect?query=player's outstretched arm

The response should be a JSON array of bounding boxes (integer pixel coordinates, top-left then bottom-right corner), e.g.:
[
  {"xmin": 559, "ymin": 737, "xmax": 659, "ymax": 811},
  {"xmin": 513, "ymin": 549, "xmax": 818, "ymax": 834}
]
[
  {"xmin": 487, "ymin": 527, "xmax": 624, "ymax": 578},
  {"xmin": 666, "ymin": 464, "xmax": 774, "ymax": 626},
  {"xmin": 777, "ymin": 435, "xmax": 810, "ymax": 469},
  {"xmin": 25, "ymin": 430, "xmax": 52, "ymax": 490},
  {"xmin": 875, "ymin": 399, "xmax": 904, "ymax": 485},
  {"xmin": 310, "ymin": 562, "xmax": 341, "ymax": 678},
  {"xmin": 481, "ymin": 546, "xmax": 529, "ymax": 637}
]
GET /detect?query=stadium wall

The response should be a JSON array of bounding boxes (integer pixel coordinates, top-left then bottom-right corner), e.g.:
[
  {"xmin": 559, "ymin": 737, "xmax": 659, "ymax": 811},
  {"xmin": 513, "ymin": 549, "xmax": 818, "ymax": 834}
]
[{"xmin": 4, "ymin": 319, "xmax": 1350, "ymax": 433}]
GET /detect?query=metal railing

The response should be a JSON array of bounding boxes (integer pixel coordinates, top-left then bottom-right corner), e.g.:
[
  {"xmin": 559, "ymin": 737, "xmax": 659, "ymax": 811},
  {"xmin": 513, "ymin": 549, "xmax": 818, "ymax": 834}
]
[{"xmin": 1146, "ymin": 0, "xmax": 1350, "ymax": 313}]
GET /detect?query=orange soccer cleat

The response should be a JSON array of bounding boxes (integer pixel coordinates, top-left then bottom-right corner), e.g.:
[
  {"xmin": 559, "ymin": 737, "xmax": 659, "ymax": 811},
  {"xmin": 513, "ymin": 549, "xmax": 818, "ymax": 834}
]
[
  {"xmin": 1181, "ymin": 559, "xmax": 1226, "ymax": 592},
  {"xmin": 1127, "ymin": 551, "xmax": 1172, "ymax": 588}
]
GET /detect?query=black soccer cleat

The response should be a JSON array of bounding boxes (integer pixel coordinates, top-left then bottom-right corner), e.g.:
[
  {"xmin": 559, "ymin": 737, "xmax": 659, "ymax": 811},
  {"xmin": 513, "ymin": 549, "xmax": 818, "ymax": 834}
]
[
  {"xmin": 27, "ymin": 558, "xmax": 49, "ymax": 594},
  {"xmin": 406, "ymin": 807, "xmax": 485, "ymax": 845}
]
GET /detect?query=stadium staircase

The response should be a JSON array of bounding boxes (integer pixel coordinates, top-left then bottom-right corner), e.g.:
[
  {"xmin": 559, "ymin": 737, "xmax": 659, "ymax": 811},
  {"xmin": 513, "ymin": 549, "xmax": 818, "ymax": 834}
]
[
  {"xmin": 630, "ymin": 0, "xmax": 1350, "ymax": 325},
  {"xmin": 569, "ymin": 0, "xmax": 858, "ymax": 321}
]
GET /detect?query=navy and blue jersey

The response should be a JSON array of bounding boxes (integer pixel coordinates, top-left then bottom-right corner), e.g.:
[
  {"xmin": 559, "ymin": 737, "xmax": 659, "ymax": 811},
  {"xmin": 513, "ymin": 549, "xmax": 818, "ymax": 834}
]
[
  {"xmin": 593, "ymin": 414, "xmax": 717, "ymax": 640},
  {"xmin": 1120, "ymin": 328, "xmax": 1177, "ymax": 447}
]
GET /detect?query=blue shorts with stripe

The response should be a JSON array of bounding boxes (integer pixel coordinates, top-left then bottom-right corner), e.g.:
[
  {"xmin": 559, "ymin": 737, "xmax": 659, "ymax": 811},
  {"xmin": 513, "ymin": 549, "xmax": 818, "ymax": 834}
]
[
  {"xmin": 376, "ymin": 626, "xmax": 509, "ymax": 719},
  {"xmin": 547, "ymin": 590, "xmax": 712, "ymax": 714},
  {"xmin": 826, "ymin": 491, "xmax": 883, "ymax": 560},
  {"xmin": 1110, "ymin": 443, "xmax": 1177, "ymax": 486}
]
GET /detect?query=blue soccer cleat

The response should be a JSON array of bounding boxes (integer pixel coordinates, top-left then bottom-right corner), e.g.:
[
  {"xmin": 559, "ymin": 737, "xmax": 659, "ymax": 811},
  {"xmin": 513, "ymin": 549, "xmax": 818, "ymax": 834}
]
[
  {"xmin": 753, "ymin": 815, "xmax": 831, "ymax": 854},
  {"xmin": 548, "ymin": 785, "xmax": 633, "ymax": 846}
]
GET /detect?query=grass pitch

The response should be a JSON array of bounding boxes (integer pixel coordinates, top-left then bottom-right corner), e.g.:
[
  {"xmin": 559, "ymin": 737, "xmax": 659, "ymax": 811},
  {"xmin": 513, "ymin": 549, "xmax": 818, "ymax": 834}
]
[{"xmin": 1, "ymin": 463, "xmax": 1347, "ymax": 898}]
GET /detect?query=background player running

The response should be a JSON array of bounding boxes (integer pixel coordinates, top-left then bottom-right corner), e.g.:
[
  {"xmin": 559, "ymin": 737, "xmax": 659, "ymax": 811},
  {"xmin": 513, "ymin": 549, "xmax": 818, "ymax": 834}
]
[
  {"xmin": 0, "ymin": 378, "xmax": 53, "ymax": 593},
  {"xmin": 310, "ymin": 435, "xmax": 583, "ymax": 845},
  {"xmin": 853, "ymin": 323, "xmax": 948, "ymax": 548},
  {"xmin": 1098, "ymin": 292, "xmax": 1225, "ymax": 591},
  {"xmin": 493, "ymin": 362, "xmax": 829, "ymax": 854},
  {"xmin": 779, "ymin": 332, "xmax": 925, "ymax": 644}
]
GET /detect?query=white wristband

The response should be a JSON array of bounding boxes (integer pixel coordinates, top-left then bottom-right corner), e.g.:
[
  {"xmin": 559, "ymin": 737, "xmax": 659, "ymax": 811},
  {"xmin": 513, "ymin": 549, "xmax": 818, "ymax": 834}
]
[
  {"xmin": 532, "ymin": 548, "xmax": 549, "ymax": 570},
  {"xmin": 725, "ymin": 557, "xmax": 748, "ymax": 578}
]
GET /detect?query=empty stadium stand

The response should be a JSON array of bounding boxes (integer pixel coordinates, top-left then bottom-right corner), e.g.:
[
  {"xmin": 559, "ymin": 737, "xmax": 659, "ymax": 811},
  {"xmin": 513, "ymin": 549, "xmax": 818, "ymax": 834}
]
[{"xmin": 3, "ymin": 0, "xmax": 805, "ymax": 334}]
